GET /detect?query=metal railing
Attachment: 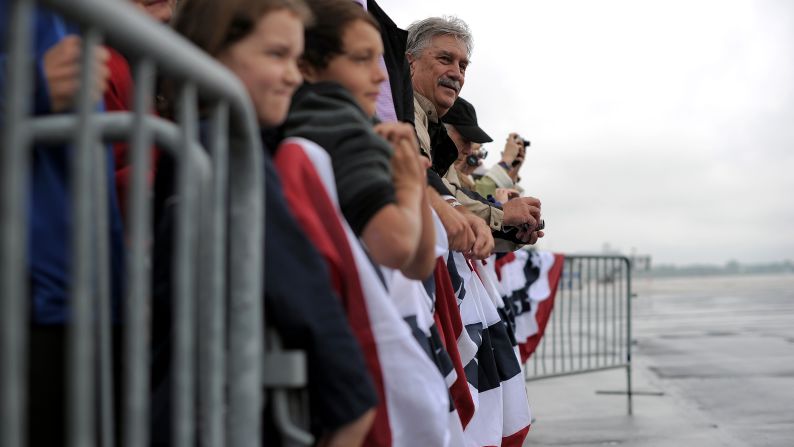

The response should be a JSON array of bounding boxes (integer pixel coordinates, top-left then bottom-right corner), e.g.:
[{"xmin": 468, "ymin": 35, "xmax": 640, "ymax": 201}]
[
  {"xmin": 524, "ymin": 255, "xmax": 633, "ymax": 415},
  {"xmin": 1, "ymin": 0, "xmax": 308, "ymax": 446}
]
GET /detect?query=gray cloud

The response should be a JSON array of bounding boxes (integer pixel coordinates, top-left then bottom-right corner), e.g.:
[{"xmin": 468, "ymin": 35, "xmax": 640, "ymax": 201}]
[{"xmin": 384, "ymin": 0, "xmax": 794, "ymax": 264}]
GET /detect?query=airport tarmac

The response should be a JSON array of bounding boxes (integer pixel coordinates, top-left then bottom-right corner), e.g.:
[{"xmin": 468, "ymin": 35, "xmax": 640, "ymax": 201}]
[{"xmin": 523, "ymin": 274, "xmax": 794, "ymax": 447}]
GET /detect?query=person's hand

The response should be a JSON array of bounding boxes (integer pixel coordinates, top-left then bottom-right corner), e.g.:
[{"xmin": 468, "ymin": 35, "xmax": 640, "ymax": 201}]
[
  {"xmin": 501, "ymin": 132, "xmax": 522, "ymax": 165},
  {"xmin": 516, "ymin": 228, "xmax": 544, "ymax": 245},
  {"xmin": 502, "ymin": 196, "xmax": 541, "ymax": 228},
  {"xmin": 514, "ymin": 141, "xmax": 526, "ymax": 165},
  {"xmin": 444, "ymin": 206, "xmax": 476, "ymax": 253},
  {"xmin": 374, "ymin": 122, "xmax": 420, "ymax": 154},
  {"xmin": 317, "ymin": 408, "xmax": 375, "ymax": 447},
  {"xmin": 462, "ymin": 160, "xmax": 479, "ymax": 176},
  {"xmin": 463, "ymin": 213, "xmax": 494, "ymax": 259},
  {"xmin": 377, "ymin": 122, "xmax": 426, "ymax": 191},
  {"xmin": 508, "ymin": 146, "xmax": 525, "ymax": 180},
  {"xmin": 494, "ymin": 188, "xmax": 519, "ymax": 204},
  {"xmin": 43, "ymin": 35, "xmax": 110, "ymax": 113},
  {"xmin": 454, "ymin": 158, "xmax": 467, "ymax": 174},
  {"xmin": 430, "ymin": 195, "xmax": 475, "ymax": 253},
  {"xmin": 454, "ymin": 157, "xmax": 476, "ymax": 176}
]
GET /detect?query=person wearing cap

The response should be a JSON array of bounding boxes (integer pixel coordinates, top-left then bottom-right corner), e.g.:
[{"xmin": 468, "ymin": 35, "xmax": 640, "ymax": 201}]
[
  {"xmin": 406, "ymin": 18, "xmax": 544, "ymax": 251},
  {"xmin": 439, "ymin": 96, "xmax": 544, "ymax": 251},
  {"xmin": 452, "ymin": 141, "xmax": 483, "ymax": 191},
  {"xmin": 443, "ymin": 97, "xmax": 526, "ymax": 199},
  {"xmin": 442, "ymin": 95, "xmax": 493, "ymax": 192}
]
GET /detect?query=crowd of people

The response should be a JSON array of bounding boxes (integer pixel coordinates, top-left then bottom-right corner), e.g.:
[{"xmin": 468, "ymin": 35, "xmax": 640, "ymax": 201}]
[{"xmin": 2, "ymin": 0, "xmax": 548, "ymax": 445}]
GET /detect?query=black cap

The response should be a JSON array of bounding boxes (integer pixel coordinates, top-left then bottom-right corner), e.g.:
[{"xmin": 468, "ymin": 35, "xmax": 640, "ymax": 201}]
[{"xmin": 442, "ymin": 97, "xmax": 493, "ymax": 144}]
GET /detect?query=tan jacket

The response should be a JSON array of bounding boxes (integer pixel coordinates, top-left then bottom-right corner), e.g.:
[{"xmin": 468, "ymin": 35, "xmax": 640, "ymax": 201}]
[
  {"xmin": 456, "ymin": 168, "xmax": 476, "ymax": 191},
  {"xmin": 413, "ymin": 94, "xmax": 435, "ymax": 159},
  {"xmin": 414, "ymin": 92, "xmax": 521, "ymax": 252}
]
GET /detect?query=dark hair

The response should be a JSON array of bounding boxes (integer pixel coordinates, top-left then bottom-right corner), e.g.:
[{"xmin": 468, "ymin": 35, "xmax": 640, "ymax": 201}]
[
  {"xmin": 158, "ymin": 0, "xmax": 311, "ymax": 118},
  {"xmin": 174, "ymin": 0, "xmax": 313, "ymax": 57},
  {"xmin": 301, "ymin": 0, "xmax": 380, "ymax": 69}
]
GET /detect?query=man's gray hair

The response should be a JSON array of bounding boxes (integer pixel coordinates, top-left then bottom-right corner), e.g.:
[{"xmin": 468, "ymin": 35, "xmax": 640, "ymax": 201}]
[{"xmin": 406, "ymin": 16, "xmax": 473, "ymax": 59}]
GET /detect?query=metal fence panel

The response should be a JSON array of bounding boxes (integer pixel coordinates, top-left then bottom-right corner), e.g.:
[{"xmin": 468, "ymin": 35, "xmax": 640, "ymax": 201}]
[
  {"xmin": 525, "ymin": 255, "xmax": 634, "ymax": 415},
  {"xmin": 66, "ymin": 28, "xmax": 103, "ymax": 447},
  {"xmin": 199, "ymin": 102, "xmax": 229, "ymax": 447},
  {"xmin": 0, "ymin": 0, "xmax": 277, "ymax": 444},
  {"xmin": 124, "ymin": 57, "xmax": 156, "ymax": 447},
  {"xmin": 0, "ymin": 1, "xmax": 35, "ymax": 446}
]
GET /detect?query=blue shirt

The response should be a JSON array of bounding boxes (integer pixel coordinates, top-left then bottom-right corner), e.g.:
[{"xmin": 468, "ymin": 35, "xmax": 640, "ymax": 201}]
[{"xmin": 0, "ymin": 4, "xmax": 126, "ymax": 324}]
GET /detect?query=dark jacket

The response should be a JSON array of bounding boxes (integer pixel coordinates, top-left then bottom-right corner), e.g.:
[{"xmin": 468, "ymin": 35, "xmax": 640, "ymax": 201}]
[
  {"xmin": 150, "ymin": 129, "xmax": 376, "ymax": 442},
  {"xmin": 0, "ymin": 5, "xmax": 125, "ymax": 324},
  {"xmin": 280, "ymin": 82, "xmax": 396, "ymax": 236}
]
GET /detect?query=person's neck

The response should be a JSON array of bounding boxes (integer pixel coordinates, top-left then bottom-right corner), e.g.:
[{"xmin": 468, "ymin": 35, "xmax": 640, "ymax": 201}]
[
  {"xmin": 413, "ymin": 87, "xmax": 451, "ymax": 117},
  {"xmin": 413, "ymin": 90, "xmax": 443, "ymax": 122}
]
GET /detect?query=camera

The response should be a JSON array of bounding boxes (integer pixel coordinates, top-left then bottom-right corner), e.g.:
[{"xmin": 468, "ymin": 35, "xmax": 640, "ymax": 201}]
[
  {"xmin": 465, "ymin": 149, "xmax": 488, "ymax": 167},
  {"xmin": 521, "ymin": 219, "xmax": 545, "ymax": 232}
]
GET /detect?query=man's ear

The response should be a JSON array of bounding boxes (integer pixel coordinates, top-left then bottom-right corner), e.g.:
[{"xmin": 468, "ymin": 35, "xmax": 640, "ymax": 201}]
[
  {"xmin": 298, "ymin": 59, "xmax": 319, "ymax": 82},
  {"xmin": 405, "ymin": 52, "xmax": 416, "ymax": 75}
]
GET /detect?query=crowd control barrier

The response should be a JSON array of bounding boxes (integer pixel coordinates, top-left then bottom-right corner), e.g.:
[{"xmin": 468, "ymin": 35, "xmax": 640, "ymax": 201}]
[
  {"xmin": 524, "ymin": 255, "xmax": 634, "ymax": 415},
  {"xmin": 1, "ymin": 1, "xmax": 308, "ymax": 446}
]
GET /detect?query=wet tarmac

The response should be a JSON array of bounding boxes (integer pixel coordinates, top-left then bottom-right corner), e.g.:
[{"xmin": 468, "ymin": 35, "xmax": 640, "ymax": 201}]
[{"xmin": 523, "ymin": 273, "xmax": 794, "ymax": 446}]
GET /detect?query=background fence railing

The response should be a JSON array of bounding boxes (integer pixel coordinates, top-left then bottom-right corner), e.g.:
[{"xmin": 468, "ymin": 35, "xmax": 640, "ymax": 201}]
[{"xmin": 524, "ymin": 255, "xmax": 633, "ymax": 415}]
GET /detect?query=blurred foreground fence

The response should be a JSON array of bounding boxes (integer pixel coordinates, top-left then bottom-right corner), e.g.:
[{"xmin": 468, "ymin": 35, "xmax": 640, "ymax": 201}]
[
  {"xmin": 524, "ymin": 255, "xmax": 634, "ymax": 415},
  {"xmin": 1, "ymin": 0, "xmax": 307, "ymax": 446}
]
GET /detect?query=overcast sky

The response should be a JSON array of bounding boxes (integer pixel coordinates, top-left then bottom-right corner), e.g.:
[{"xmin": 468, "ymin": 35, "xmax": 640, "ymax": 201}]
[{"xmin": 381, "ymin": 0, "xmax": 794, "ymax": 265}]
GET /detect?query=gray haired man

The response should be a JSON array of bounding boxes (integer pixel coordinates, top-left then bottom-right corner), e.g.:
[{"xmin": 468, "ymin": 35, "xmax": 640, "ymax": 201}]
[{"xmin": 406, "ymin": 16, "xmax": 543, "ymax": 251}]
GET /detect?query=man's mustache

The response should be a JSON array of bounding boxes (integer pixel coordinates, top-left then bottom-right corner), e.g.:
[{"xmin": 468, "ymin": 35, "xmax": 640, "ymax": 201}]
[{"xmin": 438, "ymin": 77, "xmax": 461, "ymax": 93}]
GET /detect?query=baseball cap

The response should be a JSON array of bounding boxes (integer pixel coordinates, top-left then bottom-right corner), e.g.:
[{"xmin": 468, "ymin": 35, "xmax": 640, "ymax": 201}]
[{"xmin": 442, "ymin": 96, "xmax": 493, "ymax": 144}]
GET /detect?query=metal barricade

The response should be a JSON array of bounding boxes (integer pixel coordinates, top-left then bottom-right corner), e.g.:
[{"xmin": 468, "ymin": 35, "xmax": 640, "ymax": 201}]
[
  {"xmin": 524, "ymin": 255, "xmax": 634, "ymax": 415},
  {"xmin": 1, "ymin": 0, "xmax": 309, "ymax": 445}
]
